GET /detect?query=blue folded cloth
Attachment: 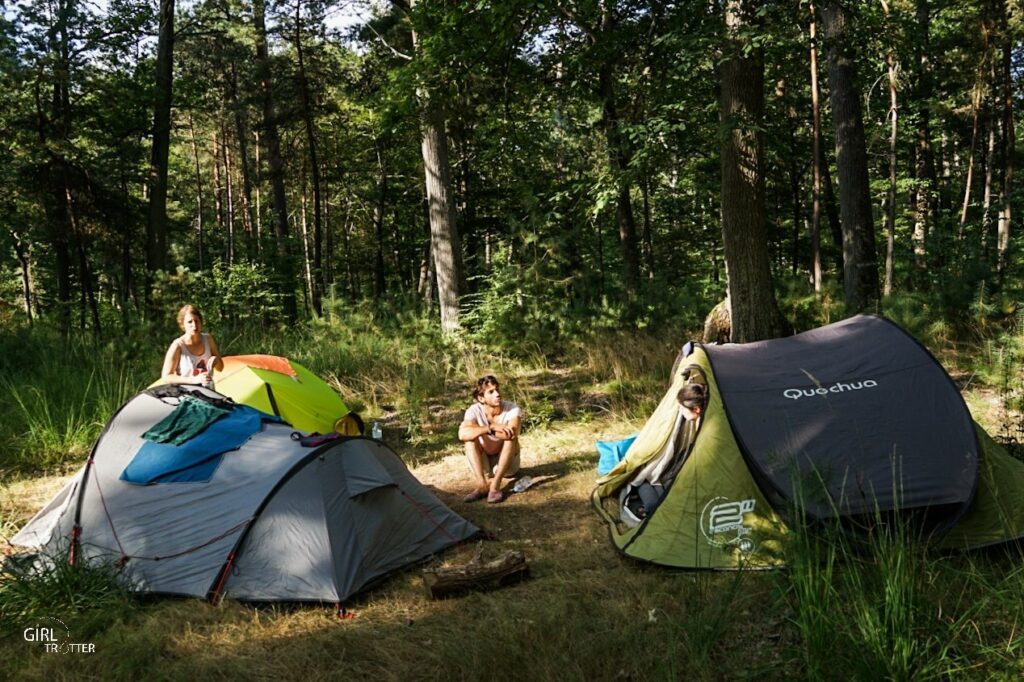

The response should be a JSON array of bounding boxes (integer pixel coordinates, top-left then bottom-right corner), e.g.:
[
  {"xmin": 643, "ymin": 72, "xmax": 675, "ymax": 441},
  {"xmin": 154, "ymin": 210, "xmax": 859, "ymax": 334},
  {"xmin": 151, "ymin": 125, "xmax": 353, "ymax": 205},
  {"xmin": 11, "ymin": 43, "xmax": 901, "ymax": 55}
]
[
  {"xmin": 596, "ymin": 434, "xmax": 639, "ymax": 476},
  {"xmin": 122, "ymin": 405, "xmax": 271, "ymax": 485}
]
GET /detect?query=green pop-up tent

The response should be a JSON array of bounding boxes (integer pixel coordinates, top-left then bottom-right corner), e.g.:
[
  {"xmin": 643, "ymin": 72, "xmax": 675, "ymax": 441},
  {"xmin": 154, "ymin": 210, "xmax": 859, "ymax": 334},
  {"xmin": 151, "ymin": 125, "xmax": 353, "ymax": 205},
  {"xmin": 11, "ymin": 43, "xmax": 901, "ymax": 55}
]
[{"xmin": 593, "ymin": 315, "xmax": 1024, "ymax": 569}]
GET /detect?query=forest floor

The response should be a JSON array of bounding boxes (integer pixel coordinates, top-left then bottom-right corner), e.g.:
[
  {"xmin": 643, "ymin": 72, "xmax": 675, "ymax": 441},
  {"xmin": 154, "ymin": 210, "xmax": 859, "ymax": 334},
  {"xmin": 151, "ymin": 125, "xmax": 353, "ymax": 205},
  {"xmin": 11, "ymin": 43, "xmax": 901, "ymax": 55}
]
[{"xmin": 2, "ymin": 352, "xmax": 1024, "ymax": 680}]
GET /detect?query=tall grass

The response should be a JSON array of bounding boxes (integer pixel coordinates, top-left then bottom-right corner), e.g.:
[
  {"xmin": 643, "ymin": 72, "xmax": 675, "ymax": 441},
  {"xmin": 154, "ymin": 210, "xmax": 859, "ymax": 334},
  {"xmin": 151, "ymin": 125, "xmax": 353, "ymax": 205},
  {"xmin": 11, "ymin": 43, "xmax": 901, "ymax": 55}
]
[
  {"xmin": 0, "ymin": 550, "xmax": 133, "ymax": 641},
  {"xmin": 782, "ymin": 503, "xmax": 1024, "ymax": 679}
]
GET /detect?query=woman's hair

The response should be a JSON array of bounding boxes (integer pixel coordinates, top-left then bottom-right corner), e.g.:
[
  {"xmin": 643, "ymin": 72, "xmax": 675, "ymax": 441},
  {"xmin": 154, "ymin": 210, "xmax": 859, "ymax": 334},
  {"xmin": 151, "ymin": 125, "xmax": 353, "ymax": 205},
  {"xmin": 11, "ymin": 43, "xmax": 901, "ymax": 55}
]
[
  {"xmin": 473, "ymin": 375, "xmax": 500, "ymax": 400},
  {"xmin": 176, "ymin": 304, "xmax": 204, "ymax": 331},
  {"xmin": 677, "ymin": 383, "xmax": 707, "ymax": 411}
]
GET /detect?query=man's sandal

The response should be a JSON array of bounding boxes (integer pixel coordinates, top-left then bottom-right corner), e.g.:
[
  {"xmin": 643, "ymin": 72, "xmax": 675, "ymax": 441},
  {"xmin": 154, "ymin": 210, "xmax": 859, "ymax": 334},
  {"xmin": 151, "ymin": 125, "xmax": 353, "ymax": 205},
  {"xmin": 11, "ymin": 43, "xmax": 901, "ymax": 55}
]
[{"xmin": 463, "ymin": 489, "xmax": 489, "ymax": 503}]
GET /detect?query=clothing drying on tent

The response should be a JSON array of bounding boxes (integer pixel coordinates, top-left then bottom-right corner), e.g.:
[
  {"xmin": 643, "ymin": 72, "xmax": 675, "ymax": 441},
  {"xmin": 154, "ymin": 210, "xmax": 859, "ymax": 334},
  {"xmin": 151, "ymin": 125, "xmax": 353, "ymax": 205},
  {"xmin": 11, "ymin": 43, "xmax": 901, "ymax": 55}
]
[
  {"xmin": 150, "ymin": 354, "xmax": 362, "ymax": 435},
  {"xmin": 593, "ymin": 314, "xmax": 1024, "ymax": 570},
  {"xmin": 13, "ymin": 385, "xmax": 477, "ymax": 602},
  {"xmin": 124, "ymin": 403, "xmax": 275, "ymax": 485}
]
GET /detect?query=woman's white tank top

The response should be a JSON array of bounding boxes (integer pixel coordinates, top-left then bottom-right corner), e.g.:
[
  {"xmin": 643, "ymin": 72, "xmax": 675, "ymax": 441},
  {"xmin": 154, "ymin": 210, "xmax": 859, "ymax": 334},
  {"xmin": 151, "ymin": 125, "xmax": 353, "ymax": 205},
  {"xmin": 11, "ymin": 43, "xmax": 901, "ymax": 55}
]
[{"xmin": 177, "ymin": 334, "xmax": 212, "ymax": 376}]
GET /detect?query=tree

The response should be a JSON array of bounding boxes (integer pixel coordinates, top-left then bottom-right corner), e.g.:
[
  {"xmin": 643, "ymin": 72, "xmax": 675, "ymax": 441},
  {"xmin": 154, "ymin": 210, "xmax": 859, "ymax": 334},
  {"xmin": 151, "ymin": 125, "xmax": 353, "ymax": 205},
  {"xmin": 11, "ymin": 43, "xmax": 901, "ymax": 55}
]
[
  {"xmin": 145, "ymin": 0, "xmax": 174, "ymax": 302},
  {"xmin": 821, "ymin": 1, "xmax": 880, "ymax": 312},
  {"xmin": 719, "ymin": 0, "xmax": 788, "ymax": 342},
  {"xmin": 252, "ymin": 0, "xmax": 298, "ymax": 321},
  {"xmin": 408, "ymin": 0, "xmax": 463, "ymax": 333}
]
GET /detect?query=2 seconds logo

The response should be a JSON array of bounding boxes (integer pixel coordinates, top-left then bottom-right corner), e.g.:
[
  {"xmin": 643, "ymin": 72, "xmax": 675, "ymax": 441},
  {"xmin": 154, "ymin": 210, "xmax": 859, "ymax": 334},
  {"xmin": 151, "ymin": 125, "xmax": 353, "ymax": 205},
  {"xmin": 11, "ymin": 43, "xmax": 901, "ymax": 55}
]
[{"xmin": 23, "ymin": 617, "xmax": 95, "ymax": 654}]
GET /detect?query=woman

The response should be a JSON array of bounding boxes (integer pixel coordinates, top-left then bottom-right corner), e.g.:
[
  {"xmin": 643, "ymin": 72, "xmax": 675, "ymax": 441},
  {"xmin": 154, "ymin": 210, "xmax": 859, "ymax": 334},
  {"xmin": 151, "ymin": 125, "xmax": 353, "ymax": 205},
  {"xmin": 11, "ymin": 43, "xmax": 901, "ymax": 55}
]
[{"xmin": 160, "ymin": 304, "xmax": 224, "ymax": 386}]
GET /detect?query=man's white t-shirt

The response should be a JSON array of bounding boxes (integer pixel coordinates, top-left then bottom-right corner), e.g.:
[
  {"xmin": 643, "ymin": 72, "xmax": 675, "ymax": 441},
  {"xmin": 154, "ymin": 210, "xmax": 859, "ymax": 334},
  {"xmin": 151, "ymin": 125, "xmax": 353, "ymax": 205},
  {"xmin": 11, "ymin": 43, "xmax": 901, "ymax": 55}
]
[{"xmin": 463, "ymin": 400, "xmax": 522, "ymax": 455}]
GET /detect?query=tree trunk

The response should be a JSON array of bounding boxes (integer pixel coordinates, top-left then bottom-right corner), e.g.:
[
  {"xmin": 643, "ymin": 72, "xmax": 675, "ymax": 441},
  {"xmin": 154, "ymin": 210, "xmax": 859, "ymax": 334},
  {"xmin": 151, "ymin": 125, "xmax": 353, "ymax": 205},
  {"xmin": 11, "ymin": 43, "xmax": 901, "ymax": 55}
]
[
  {"xmin": 419, "ymin": 102, "xmax": 462, "ymax": 332},
  {"xmin": 145, "ymin": 0, "xmax": 174, "ymax": 298},
  {"xmin": 253, "ymin": 0, "xmax": 297, "ymax": 321},
  {"xmin": 821, "ymin": 2, "xmax": 880, "ymax": 312},
  {"xmin": 11, "ymin": 231, "xmax": 34, "ymax": 324},
  {"xmin": 884, "ymin": 47, "xmax": 897, "ymax": 297},
  {"xmin": 67, "ymin": 187, "xmax": 100, "ymax": 337},
  {"xmin": 912, "ymin": 0, "xmax": 936, "ymax": 275},
  {"xmin": 720, "ymin": 0, "xmax": 788, "ymax": 343},
  {"xmin": 40, "ymin": 2, "xmax": 74, "ymax": 335},
  {"xmin": 982, "ymin": 98, "xmax": 996, "ymax": 258},
  {"xmin": 294, "ymin": 4, "xmax": 322, "ymax": 314},
  {"xmin": 228, "ymin": 59, "xmax": 256, "ymax": 260},
  {"xmin": 809, "ymin": 3, "xmax": 823, "ymax": 293},
  {"xmin": 997, "ymin": 36, "xmax": 1013, "ymax": 277},
  {"xmin": 221, "ymin": 116, "xmax": 236, "ymax": 265},
  {"xmin": 410, "ymin": 6, "xmax": 463, "ymax": 333},
  {"xmin": 596, "ymin": 5, "xmax": 641, "ymax": 299},
  {"xmin": 188, "ymin": 113, "xmax": 205, "ymax": 270},
  {"xmin": 373, "ymin": 139, "xmax": 388, "ymax": 299},
  {"xmin": 254, "ymin": 129, "xmax": 263, "ymax": 254},
  {"xmin": 959, "ymin": 23, "xmax": 989, "ymax": 233},
  {"xmin": 881, "ymin": 1, "xmax": 898, "ymax": 296},
  {"xmin": 299, "ymin": 178, "xmax": 314, "ymax": 312}
]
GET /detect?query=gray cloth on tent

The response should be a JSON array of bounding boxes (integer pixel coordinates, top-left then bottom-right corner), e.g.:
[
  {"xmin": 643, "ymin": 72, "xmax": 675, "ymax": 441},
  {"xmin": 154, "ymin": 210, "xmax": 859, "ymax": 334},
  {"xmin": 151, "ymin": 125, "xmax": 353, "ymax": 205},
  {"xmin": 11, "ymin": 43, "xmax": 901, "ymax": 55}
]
[
  {"xmin": 142, "ymin": 395, "xmax": 231, "ymax": 445},
  {"xmin": 620, "ymin": 409, "xmax": 697, "ymax": 527}
]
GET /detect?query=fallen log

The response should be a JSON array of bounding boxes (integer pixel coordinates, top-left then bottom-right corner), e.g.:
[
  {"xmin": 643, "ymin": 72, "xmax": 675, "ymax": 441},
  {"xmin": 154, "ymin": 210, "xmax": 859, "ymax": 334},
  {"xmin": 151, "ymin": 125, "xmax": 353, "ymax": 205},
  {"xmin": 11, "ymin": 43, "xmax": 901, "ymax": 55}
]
[{"xmin": 421, "ymin": 548, "xmax": 530, "ymax": 599}]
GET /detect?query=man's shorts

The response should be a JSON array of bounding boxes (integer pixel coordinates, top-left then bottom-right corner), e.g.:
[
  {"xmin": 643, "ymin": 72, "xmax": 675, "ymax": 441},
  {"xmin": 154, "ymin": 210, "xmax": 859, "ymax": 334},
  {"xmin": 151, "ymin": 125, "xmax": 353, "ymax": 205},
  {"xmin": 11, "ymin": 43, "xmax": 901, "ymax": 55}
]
[{"xmin": 468, "ymin": 441, "xmax": 520, "ymax": 476}]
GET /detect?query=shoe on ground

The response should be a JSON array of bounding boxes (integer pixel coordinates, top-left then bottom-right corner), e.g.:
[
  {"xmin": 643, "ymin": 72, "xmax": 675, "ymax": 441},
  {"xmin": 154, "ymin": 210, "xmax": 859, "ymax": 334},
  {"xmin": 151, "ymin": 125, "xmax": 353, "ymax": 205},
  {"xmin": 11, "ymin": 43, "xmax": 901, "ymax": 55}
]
[
  {"xmin": 463, "ymin": 488, "xmax": 488, "ymax": 503},
  {"xmin": 487, "ymin": 489, "xmax": 504, "ymax": 504}
]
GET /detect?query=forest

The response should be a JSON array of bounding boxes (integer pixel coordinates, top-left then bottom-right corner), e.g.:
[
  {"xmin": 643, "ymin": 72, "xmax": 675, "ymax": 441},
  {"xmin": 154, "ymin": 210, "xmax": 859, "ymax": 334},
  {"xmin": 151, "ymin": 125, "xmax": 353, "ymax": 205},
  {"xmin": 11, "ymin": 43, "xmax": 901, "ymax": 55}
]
[
  {"xmin": 0, "ymin": 0, "xmax": 1018, "ymax": 342},
  {"xmin": 3, "ymin": 0, "xmax": 1024, "ymax": 679}
]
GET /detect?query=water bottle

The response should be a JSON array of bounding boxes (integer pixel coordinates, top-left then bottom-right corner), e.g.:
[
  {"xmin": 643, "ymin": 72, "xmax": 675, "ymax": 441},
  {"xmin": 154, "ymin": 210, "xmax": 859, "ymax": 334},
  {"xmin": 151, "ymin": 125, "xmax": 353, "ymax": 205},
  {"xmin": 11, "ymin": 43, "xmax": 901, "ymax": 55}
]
[
  {"xmin": 512, "ymin": 476, "xmax": 533, "ymax": 494},
  {"xmin": 371, "ymin": 421, "xmax": 382, "ymax": 440}
]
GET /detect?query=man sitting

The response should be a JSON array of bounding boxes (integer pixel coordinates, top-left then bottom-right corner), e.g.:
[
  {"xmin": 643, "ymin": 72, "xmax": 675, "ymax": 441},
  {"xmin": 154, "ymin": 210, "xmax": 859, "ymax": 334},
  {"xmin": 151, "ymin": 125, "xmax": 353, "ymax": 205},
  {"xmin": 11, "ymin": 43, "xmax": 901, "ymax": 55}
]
[{"xmin": 458, "ymin": 375, "xmax": 521, "ymax": 504}]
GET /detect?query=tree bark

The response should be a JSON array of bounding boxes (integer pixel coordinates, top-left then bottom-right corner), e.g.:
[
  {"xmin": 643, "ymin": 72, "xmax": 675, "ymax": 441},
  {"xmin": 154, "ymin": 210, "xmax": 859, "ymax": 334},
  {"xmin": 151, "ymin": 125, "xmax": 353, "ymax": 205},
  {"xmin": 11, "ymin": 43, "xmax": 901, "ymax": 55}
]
[
  {"xmin": 221, "ymin": 116, "xmax": 236, "ymax": 265},
  {"xmin": 373, "ymin": 139, "xmax": 388, "ymax": 299},
  {"xmin": 997, "ymin": 35, "xmax": 1013, "ymax": 277},
  {"xmin": 884, "ymin": 47, "xmax": 897, "ymax": 297},
  {"xmin": 228, "ymin": 59, "xmax": 256, "ymax": 259},
  {"xmin": 821, "ymin": 2, "xmax": 880, "ymax": 312},
  {"xmin": 597, "ymin": 5, "xmax": 641, "ymax": 300},
  {"xmin": 881, "ymin": 1, "xmax": 898, "ymax": 296},
  {"xmin": 410, "ymin": 4, "xmax": 463, "ymax": 333},
  {"xmin": 294, "ymin": 2, "xmax": 322, "ymax": 314},
  {"xmin": 11, "ymin": 231, "xmax": 34, "ymax": 324},
  {"xmin": 253, "ymin": 0, "xmax": 298, "ymax": 321},
  {"xmin": 145, "ymin": 0, "xmax": 174, "ymax": 298},
  {"xmin": 40, "ymin": 0, "xmax": 74, "ymax": 335},
  {"xmin": 959, "ymin": 20, "xmax": 989, "ymax": 234},
  {"xmin": 982, "ymin": 97, "xmax": 996, "ymax": 258},
  {"xmin": 719, "ymin": 0, "xmax": 788, "ymax": 343},
  {"xmin": 809, "ymin": 4, "xmax": 823, "ymax": 293},
  {"xmin": 188, "ymin": 113, "xmax": 205, "ymax": 270},
  {"xmin": 912, "ymin": 0, "xmax": 936, "ymax": 274}
]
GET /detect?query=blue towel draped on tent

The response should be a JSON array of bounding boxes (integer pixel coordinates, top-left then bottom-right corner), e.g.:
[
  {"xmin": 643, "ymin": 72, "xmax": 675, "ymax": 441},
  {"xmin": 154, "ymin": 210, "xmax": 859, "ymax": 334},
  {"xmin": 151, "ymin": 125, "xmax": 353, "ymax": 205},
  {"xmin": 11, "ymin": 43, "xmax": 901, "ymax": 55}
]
[{"xmin": 122, "ymin": 405, "xmax": 276, "ymax": 484}]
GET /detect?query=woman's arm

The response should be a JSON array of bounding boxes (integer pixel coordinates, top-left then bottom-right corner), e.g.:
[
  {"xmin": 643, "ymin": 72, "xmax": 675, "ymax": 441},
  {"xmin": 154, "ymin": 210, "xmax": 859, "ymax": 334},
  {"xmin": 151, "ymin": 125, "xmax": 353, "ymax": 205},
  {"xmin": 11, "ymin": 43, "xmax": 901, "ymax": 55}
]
[{"xmin": 207, "ymin": 335, "xmax": 224, "ymax": 372}]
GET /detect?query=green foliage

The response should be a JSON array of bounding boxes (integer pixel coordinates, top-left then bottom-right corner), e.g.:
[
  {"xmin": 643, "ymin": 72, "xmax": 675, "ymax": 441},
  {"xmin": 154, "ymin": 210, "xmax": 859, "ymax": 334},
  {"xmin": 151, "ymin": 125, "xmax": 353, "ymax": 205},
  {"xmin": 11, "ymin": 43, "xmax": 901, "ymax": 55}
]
[
  {"xmin": 0, "ymin": 327, "xmax": 149, "ymax": 471},
  {"xmin": 0, "ymin": 551, "xmax": 133, "ymax": 640}
]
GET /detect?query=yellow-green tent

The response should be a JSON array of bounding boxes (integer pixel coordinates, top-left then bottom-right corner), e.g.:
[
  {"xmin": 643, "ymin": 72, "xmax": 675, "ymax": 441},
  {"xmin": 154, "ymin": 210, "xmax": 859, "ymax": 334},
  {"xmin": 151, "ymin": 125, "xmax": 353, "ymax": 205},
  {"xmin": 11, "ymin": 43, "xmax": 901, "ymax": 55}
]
[
  {"xmin": 594, "ymin": 315, "xmax": 1024, "ymax": 569},
  {"xmin": 213, "ymin": 355, "xmax": 360, "ymax": 434}
]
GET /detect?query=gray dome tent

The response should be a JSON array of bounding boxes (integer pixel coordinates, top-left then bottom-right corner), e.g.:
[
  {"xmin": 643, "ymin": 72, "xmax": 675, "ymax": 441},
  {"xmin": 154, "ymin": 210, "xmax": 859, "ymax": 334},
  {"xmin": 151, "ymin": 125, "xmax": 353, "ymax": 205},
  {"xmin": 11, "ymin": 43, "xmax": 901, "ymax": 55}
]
[{"xmin": 13, "ymin": 386, "xmax": 477, "ymax": 602}]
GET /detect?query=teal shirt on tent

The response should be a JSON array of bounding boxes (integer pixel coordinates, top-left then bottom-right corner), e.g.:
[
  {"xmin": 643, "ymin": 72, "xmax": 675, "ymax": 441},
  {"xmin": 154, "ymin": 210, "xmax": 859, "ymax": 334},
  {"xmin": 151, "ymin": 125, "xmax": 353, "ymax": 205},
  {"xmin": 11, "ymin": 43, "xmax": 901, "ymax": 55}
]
[{"xmin": 142, "ymin": 395, "xmax": 231, "ymax": 445}]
